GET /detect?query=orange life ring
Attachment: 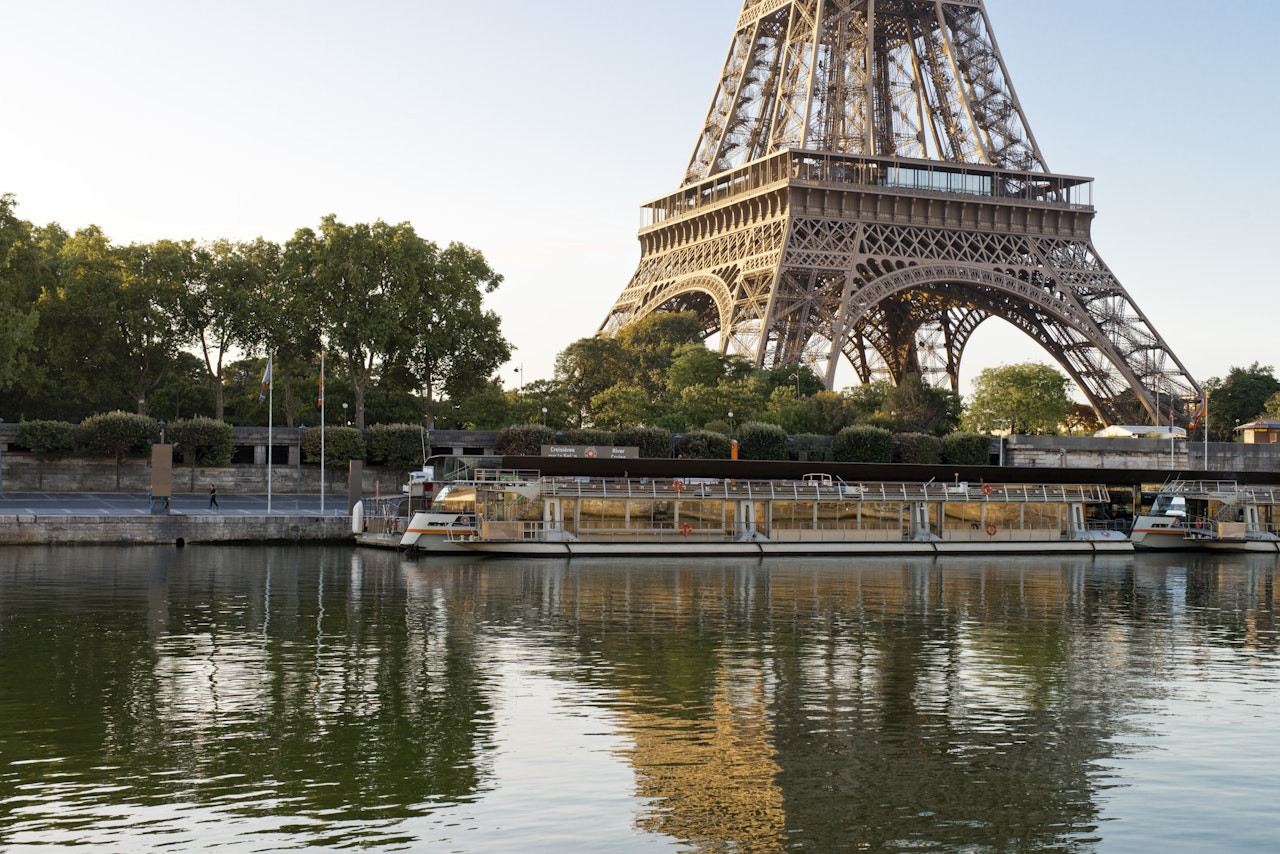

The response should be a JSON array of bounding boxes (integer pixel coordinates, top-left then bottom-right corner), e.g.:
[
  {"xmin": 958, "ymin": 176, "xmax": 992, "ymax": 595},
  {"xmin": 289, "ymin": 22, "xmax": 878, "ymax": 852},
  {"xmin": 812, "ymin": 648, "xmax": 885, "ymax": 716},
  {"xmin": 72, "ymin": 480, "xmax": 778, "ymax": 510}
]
[
  {"xmin": 672, "ymin": 479, "xmax": 686, "ymax": 493},
  {"xmin": 985, "ymin": 522, "xmax": 998, "ymax": 537},
  {"xmin": 981, "ymin": 483, "xmax": 994, "ymax": 496},
  {"xmin": 679, "ymin": 522, "xmax": 693, "ymax": 537}
]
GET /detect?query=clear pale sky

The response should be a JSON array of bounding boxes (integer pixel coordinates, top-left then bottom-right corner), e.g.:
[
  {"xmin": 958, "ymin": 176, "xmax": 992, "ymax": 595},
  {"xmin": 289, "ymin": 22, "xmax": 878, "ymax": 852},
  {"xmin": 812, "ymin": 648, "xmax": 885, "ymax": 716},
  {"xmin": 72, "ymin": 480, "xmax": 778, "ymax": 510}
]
[{"xmin": 4, "ymin": 0, "xmax": 1275, "ymax": 398}]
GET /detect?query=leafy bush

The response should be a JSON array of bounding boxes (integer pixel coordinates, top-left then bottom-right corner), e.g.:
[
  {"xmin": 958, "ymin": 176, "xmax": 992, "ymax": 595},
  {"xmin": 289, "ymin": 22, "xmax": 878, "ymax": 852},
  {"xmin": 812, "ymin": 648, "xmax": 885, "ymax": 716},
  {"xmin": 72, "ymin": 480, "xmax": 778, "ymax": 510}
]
[
  {"xmin": 80, "ymin": 411, "xmax": 157, "ymax": 460},
  {"xmin": 674, "ymin": 430, "xmax": 732, "ymax": 459},
  {"xmin": 301, "ymin": 426, "xmax": 366, "ymax": 464},
  {"xmin": 789, "ymin": 432, "xmax": 832, "ymax": 463},
  {"xmin": 831, "ymin": 425, "xmax": 894, "ymax": 463},
  {"xmin": 169, "ymin": 417, "xmax": 235, "ymax": 466},
  {"xmin": 366, "ymin": 423, "xmax": 428, "ymax": 470},
  {"xmin": 942, "ymin": 431, "xmax": 993, "ymax": 466},
  {"xmin": 614, "ymin": 425, "xmax": 673, "ymax": 459},
  {"xmin": 557, "ymin": 428, "xmax": 615, "ymax": 447},
  {"xmin": 893, "ymin": 432, "xmax": 943, "ymax": 464},
  {"xmin": 16, "ymin": 420, "xmax": 77, "ymax": 461},
  {"xmin": 494, "ymin": 424, "xmax": 556, "ymax": 456},
  {"xmin": 737, "ymin": 421, "xmax": 788, "ymax": 460}
]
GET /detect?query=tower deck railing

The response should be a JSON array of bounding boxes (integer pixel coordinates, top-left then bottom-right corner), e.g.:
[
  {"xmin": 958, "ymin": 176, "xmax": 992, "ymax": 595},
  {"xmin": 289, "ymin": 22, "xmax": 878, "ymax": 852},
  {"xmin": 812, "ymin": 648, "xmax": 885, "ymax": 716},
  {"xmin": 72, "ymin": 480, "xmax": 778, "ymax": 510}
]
[{"xmin": 643, "ymin": 150, "xmax": 1094, "ymax": 226}]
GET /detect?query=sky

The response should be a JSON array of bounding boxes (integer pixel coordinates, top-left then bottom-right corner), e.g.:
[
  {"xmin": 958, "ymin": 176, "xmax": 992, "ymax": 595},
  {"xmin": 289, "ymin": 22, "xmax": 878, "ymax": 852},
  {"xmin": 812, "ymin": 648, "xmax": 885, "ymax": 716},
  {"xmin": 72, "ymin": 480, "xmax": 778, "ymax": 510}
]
[{"xmin": 3, "ymin": 0, "xmax": 1276, "ymax": 400}]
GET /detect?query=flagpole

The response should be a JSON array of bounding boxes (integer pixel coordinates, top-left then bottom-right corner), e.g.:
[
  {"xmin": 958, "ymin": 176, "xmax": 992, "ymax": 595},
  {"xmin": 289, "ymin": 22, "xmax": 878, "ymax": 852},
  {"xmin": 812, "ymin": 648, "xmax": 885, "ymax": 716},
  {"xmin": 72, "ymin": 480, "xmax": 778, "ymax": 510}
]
[
  {"xmin": 320, "ymin": 351, "xmax": 326, "ymax": 515},
  {"xmin": 267, "ymin": 352, "xmax": 273, "ymax": 515}
]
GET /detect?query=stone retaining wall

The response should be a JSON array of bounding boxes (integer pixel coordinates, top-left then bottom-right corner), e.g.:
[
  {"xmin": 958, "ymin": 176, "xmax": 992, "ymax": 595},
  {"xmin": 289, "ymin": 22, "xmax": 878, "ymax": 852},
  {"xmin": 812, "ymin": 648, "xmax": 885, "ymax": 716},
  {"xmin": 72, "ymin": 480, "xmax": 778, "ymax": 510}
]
[
  {"xmin": 0, "ymin": 457, "xmax": 407, "ymax": 495},
  {"xmin": 0, "ymin": 515, "xmax": 354, "ymax": 545}
]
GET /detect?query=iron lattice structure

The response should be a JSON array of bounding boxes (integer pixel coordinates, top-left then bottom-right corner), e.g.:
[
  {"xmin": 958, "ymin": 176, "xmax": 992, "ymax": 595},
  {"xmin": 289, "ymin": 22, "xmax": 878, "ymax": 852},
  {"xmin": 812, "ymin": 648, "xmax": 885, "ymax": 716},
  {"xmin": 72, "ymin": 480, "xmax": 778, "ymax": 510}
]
[{"xmin": 600, "ymin": 0, "xmax": 1198, "ymax": 425}]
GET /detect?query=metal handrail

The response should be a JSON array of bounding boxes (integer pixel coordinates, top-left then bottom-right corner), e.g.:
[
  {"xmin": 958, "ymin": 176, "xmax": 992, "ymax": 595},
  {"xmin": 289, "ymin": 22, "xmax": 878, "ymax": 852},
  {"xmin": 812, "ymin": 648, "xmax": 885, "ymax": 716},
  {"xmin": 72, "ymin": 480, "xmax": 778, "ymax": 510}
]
[{"xmin": 534, "ymin": 477, "xmax": 1108, "ymax": 504}]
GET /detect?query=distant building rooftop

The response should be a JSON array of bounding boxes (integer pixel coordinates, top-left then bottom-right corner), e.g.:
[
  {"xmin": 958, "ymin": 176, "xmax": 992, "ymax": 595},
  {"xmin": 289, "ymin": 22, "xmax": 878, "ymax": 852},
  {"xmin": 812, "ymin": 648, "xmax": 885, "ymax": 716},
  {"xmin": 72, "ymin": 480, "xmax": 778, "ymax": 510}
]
[{"xmin": 1094, "ymin": 425, "xmax": 1186, "ymax": 439}]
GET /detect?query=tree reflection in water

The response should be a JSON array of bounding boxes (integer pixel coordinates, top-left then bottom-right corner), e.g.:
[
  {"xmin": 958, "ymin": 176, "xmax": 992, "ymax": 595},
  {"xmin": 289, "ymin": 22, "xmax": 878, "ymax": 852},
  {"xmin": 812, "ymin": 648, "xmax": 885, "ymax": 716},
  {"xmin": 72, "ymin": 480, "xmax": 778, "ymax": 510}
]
[{"xmin": 1, "ymin": 547, "xmax": 1278, "ymax": 851}]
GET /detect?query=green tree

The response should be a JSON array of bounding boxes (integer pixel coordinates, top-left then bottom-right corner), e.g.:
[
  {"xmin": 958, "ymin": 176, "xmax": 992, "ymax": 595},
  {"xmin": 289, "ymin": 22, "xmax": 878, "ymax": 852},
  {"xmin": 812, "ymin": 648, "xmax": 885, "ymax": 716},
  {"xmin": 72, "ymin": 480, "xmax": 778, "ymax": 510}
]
[
  {"xmin": 0, "ymin": 194, "xmax": 43, "ymax": 396},
  {"xmin": 666, "ymin": 343, "xmax": 729, "ymax": 395},
  {"xmin": 963, "ymin": 362, "xmax": 1073, "ymax": 435},
  {"xmin": 114, "ymin": 241, "xmax": 189, "ymax": 415},
  {"xmin": 451, "ymin": 378, "xmax": 513, "ymax": 430},
  {"xmin": 175, "ymin": 238, "xmax": 280, "ymax": 420},
  {"xmin": 555, "ymin": 337, "xmax": 628, "ymax": 427},
  {"xmin": 614, "ymin": 312, "xmax": 704, "ymax": 398},
  {"xmin": 281, "ymin": 218, "xmax": 415, "ymax": 430},
  {"xmin": 1205, "ymin": 363, "xmax": 1280, "ymax": 434},
  {"xmin": 35, "ymin": 227, "xmax": 136, "ymax": 416},
  {"xmin": 405, "ymin": 242, "xmax": 510, "ymax": 428},
  {"xmin": 882, "ymin": 373, "xmax": 961, "ymax": 435},
  {"xmin": 591, "ymin": 384, "xmax": 660, "ymax": 430}
]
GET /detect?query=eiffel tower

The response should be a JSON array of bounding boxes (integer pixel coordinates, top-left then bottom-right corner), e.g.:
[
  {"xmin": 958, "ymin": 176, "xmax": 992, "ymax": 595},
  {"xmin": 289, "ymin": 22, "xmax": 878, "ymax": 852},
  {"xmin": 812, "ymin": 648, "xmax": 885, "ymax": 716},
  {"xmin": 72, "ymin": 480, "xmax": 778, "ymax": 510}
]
[{"xmin": 600, "ymin": 0, "xmax": 1198, "ymax": 425}]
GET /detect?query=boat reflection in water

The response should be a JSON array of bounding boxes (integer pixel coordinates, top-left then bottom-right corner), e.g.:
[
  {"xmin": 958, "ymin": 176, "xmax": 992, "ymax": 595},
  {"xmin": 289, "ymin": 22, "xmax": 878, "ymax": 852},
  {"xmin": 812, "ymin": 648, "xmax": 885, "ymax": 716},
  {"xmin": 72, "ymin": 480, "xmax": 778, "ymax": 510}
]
[{"xmin": 2, "ymin": 547, "xmax": 1279, "ymax": 852}]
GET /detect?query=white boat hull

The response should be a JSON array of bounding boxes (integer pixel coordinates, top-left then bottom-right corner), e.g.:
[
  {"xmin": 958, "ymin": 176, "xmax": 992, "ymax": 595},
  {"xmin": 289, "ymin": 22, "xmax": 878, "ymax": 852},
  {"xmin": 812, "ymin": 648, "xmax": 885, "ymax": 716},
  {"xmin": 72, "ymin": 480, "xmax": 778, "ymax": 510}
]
[
  {"xmin": 400, "ymin": 512, "xmax": 477, "ymax": 553},
  {"xmin": 457, "ymin": 537, "xmax": 1131, "ymax": 558}
]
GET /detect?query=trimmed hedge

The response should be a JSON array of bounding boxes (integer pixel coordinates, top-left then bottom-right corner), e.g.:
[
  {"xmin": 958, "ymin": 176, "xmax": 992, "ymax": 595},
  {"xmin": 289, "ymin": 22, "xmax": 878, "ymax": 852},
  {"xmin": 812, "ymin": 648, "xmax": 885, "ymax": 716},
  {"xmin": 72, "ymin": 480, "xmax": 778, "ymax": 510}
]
[
  {"xmin": 301, "ymin": 426, "xmax": 366, "ymax": 465},
  {"xmin": 789, "ymin": 432, "xmax": 832, "ymax": 463},
  {"xmin": 614, "ymin": 425, "xmax": 673, "ymax": 459},
  {"xmin": 674, "ymin": 430, "xmax": 732, "ymax": 459},
  {"xmin": 16, "ymin": 420, "xmax": 77, "ymax": 461},
  {"xmin": 893, "ymin": 432, "xmax": 943, "ymax": 464},
  {"xmin": 367, "ymin": 423, "xmax": 428, "ymax": 471},
  {"xmin": 942, "ymin": 431, "xmax": 993, "ymax": 466},
  {"xmin": 169, "ymin": 417, "xmax": 235, "ymax": 467},
  {"xmin": 495, "ymin": 424, "xmax": 556, "ymax": 456},
  {"xmin": 737, "ymin": 421, "xmax": 788, "ymax": 460},
  {"xmin": 831, "ymin": 425, "xmax": 894, "ymax": 463},
  {"xmin": 80, "ymin": 411, "xmax": 157, "ymax": 460},
  {"xmin": 556, "ymin": 428, "xmax": 616, "ymax": 447}
]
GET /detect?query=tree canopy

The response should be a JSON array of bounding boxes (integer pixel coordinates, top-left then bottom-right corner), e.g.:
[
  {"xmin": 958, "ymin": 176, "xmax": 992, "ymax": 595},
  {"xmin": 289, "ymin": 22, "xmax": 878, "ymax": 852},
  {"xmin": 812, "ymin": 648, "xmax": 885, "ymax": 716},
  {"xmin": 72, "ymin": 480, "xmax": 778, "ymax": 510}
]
[{"xmin": 963, "ymin": 362, "xmax": 1074, "ymax": 435}]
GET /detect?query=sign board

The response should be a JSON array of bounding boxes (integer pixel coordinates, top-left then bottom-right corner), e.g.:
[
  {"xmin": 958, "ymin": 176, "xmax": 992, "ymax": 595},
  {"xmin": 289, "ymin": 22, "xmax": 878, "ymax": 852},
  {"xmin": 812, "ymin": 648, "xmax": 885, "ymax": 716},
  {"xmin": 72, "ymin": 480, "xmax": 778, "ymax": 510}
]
[{"xmin": 540, "ymin": 445, "xmax": 639, "ymax": 459}]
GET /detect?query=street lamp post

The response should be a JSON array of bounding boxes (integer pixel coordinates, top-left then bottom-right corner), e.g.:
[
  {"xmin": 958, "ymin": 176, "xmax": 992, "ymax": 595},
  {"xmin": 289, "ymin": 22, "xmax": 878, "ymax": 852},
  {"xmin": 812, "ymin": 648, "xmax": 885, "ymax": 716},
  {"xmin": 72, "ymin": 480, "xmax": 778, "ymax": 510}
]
[
  {"xmin": 995, "ymin": 418, "xmax": 1010, "ymax": 466},
  {"xmin": 541, "ymin": 406, "xmax": 548, "ymax": 426},
  {"xmin": 728, "ymin": 411, "xmax": 734, "ymax": 433}
]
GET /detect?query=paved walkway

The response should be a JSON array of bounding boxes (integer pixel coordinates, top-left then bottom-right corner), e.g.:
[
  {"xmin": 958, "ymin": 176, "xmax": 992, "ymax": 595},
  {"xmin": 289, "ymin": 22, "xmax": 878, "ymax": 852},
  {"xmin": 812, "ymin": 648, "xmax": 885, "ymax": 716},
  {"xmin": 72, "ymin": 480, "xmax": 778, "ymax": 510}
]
[{"xmin": 0, "ymin": 493, "xmax": 350, "ymax": 517}]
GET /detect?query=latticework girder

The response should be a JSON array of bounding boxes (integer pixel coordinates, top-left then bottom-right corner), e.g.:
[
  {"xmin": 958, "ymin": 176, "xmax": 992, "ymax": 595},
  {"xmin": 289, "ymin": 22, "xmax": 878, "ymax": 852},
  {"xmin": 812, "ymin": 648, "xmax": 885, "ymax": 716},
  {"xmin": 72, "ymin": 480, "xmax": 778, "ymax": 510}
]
[{"xmin": 602, "ymin": 0, "xmax": 1199, "ymax": 426}]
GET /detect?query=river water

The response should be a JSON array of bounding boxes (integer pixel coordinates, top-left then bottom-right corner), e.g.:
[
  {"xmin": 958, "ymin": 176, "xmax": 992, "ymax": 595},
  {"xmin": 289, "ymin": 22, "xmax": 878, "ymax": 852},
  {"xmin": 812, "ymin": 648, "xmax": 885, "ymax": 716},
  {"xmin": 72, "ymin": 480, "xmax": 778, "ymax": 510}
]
[{"xmin": 1, "ymin": 546, "xmax": 1278, "ymax": 852}]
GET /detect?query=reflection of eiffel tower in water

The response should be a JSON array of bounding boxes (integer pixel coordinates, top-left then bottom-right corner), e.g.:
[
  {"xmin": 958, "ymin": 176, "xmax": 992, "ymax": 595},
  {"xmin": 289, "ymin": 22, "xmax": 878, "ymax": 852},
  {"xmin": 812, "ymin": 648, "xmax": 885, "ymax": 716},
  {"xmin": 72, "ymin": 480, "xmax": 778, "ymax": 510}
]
[{"xmin": 600, "ymin": 0, "xmax": 1198, "ymax": 424}]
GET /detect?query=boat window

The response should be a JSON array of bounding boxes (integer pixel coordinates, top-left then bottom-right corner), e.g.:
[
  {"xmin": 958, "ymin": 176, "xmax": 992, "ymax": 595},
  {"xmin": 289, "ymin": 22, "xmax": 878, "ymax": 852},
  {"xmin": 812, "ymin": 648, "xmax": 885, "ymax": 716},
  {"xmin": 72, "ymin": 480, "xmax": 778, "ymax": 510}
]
[{"xmin": 1151, "ymin": 495, "xmax": 1186, "ymax": 516}]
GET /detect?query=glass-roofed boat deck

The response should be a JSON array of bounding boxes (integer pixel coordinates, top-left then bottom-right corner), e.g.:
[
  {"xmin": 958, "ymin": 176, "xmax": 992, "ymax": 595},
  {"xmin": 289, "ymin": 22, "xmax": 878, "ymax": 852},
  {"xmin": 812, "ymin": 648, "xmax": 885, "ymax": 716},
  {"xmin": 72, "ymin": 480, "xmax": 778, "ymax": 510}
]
[{"xmin": 471, "ymin": 477, "xmax": 1116, "ymax": 546}]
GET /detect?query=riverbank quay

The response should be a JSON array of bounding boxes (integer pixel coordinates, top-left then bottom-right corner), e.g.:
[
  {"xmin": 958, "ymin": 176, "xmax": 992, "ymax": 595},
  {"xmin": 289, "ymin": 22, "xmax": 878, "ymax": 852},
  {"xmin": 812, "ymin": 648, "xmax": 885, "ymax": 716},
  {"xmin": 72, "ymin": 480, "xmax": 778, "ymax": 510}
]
[{"xmin": 0, "ymin": 493, "xmax": 353, "ymax": 545}]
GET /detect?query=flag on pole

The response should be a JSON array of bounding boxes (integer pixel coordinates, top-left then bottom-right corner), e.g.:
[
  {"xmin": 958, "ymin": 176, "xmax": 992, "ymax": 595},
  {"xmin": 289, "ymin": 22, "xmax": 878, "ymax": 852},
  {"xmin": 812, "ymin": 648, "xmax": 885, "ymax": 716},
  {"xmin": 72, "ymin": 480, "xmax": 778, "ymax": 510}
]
[
  {"xmin": 318, "ymin": 356, "xmax": 325, "ymax": 407},
  {"xmin": 259, "ymin": 358, "xmax": 272, "ymax": 403},
  {"xmin": 1188, "ymin": 394, "xmax": 1208, "ymax": 430}
]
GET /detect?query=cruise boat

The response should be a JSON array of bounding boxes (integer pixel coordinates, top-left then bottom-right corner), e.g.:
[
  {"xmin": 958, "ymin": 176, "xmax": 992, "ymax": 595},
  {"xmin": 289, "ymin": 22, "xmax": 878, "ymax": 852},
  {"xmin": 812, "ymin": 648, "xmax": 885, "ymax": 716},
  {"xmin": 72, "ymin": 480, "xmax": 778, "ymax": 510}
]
[
  {"xmin": 1129, "ymin": 480, "xmax": 1280, "ymax": 552},
  {"xmin": 353, "ymin": 457, "xmax": 540, "ymax": 553},
  {"xmin": 448, "ymin": 476, "xmax": 1130, "ymax": 557}
]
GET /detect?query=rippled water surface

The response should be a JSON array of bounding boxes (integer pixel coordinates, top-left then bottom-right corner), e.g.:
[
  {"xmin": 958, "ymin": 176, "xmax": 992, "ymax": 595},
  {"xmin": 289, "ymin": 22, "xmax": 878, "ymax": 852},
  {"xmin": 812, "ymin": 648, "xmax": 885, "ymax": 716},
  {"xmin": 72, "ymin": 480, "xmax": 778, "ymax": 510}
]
[{"xmin": 2, "ymin": 546, "xmax": 1280, "ymax": 851}]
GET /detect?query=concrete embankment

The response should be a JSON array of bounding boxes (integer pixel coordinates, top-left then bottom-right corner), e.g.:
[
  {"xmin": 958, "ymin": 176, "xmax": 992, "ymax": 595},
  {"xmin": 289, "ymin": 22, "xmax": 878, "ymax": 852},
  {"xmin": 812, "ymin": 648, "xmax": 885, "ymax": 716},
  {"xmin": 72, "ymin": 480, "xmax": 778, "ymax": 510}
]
[{"xmin": 0, "ymin": 514, "xmax": 354, "ymax": 546}]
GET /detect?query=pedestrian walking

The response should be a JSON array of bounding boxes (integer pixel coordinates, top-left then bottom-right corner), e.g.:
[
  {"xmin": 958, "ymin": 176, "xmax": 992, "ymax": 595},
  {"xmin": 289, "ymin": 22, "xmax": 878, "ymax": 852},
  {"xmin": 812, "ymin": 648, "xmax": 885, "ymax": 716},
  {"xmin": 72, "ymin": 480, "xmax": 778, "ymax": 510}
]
[{"xmin": 209, "ymin": 485, "xmax": 219, "ymax": 509}]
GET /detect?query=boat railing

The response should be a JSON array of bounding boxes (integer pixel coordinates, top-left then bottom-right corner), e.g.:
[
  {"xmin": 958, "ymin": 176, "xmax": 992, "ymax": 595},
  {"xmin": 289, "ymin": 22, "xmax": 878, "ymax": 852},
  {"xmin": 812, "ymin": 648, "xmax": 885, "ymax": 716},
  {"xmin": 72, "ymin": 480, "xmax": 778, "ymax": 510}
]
[
  {"xmin": 536, "ymin": 477, "xmax": 1109, "ymax": 504},
  {"xmin": 357, "ymin": 495, "xmax": 411, "ymax": 534},
  {"xmin": 1156, "ymin": 480, "xmax": 1248, "ymax": 497}
]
